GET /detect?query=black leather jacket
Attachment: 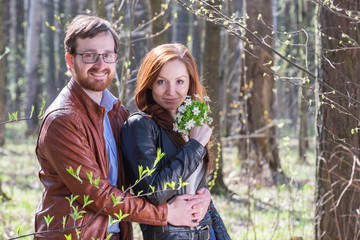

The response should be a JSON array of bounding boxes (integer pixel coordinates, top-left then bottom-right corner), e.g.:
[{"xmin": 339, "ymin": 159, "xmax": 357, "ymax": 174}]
[
  {"xmin": 121, "ymin": 113, "xmax": 207, "ymax": 205},
  {"xmin": 121, "ymin": 113, "xmax": 214, "ymax": 238}
]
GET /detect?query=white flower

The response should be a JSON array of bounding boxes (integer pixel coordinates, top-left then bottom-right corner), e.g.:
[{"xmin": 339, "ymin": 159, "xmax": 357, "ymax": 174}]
[
  {"xmin": 178, "ymin": 105, "xmax": 186, "ymax": 113},
  {"xmin": 192, "ymin": 107, "xmax": 200, "ymax": 116},
  {"xmin": 174, "ymin": 113, "xmax": 182, "ymax": 121},
  {"xmin": 173, "ymin": 123, "xmax": 179, "ymax": 132},
  {"xmin": 204, "ymin": 96, "xmax": 211, "ymax": 102},
  {"xmin": 194, "ymin": 94, "xmax": 201, "ymax": 99},
  {"xmin": 208, "ymin": 117, "xmax": 213, "ymax": 124},
  {"xmin": 185, "ymin": 119, "xmax": 195, "ymax": 130},
  {"xmin": 185, "ymin": 95, "xmax": 192, "ymax": 99},
  {"xmin": 184, "ymin": 98, "xmax": 192, "ymax": 106}
]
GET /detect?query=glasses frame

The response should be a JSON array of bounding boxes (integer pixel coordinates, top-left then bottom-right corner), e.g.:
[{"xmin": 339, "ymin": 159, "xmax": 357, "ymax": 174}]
[{"xmin": 74, "ymin": 52, "xmax": 118, "ymax": 64}]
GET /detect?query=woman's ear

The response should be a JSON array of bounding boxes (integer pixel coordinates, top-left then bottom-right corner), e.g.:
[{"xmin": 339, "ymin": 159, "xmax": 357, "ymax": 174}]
[{"xmin": 65, "ymin": 52, "xmax": 74, "ymax": 69}]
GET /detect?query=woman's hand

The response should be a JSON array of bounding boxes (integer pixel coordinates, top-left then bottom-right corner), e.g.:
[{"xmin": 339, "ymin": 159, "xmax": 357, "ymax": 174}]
[
  {"xmin": 192, "ymin": 187, "xmax": 211, "ymax": 222},
  {"xmin": 167, "ymin": 194, "xmax": 206, "ymax": 227},
  {"xmin": 189, "ymin": 125, "xmax": 212, "ymax": 147}
]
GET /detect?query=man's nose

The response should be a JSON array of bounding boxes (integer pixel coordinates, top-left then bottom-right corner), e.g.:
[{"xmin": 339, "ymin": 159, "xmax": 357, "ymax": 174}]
[{"xmin": 93, "ymin": 55, "xmax": 106, "ymax": 67}]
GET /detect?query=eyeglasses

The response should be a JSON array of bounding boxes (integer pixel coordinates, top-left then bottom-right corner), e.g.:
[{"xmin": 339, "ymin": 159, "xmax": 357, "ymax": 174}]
[{"xmin": 74, "ymin": 52, "xmax": 118, "ymax": 64}]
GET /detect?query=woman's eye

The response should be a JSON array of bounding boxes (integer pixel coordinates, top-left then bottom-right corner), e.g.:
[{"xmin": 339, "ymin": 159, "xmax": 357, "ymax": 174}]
[
  {"xmin": 157, "ymin": 79, "xmax": 166, "ymax": 85},
  {"xmin": 177, "ymin": 80, "xmax": 184, "ymax": 84}
]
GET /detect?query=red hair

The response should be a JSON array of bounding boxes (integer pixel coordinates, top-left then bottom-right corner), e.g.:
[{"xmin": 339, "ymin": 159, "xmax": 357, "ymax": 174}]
[{"xmin": 135, "ymin": 43, "xmax": 211, "ymax": 167}]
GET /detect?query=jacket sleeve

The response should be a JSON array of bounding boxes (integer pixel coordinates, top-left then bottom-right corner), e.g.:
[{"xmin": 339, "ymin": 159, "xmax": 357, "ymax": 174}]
[
  {"xmin": 37, "ymin": 112, "xmax": 167, "ymax": 225},
  {"xmin": 121, "ymin": 115, "xmax": 206, "ymax": 205}
]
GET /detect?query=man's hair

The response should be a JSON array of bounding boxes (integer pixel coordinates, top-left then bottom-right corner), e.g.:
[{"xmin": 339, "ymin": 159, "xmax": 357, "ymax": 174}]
[{"xmin": 64, "ymin": 15, "xmax": 120, "ymax": 54}]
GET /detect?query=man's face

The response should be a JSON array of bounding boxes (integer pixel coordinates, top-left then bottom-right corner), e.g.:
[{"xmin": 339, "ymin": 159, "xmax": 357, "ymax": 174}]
[{"xmin": 68, "ymin": 31, "xmax": 116, "ymax": 92}]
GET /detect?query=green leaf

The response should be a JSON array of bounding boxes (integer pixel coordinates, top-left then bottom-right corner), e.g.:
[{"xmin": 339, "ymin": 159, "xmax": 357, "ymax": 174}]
[
  {"xmin": 44, "ymin": 214, "xmax": 54, "ymax": 229},
  {"xmin": 111, "ymin": 195, "xmax": 123, "ymax": 207},
  {"xmin": 66, "ymin": 194, "xmax": 79, "ymax": 206},
  {"xmin": 62, "ymin": 216, "xmax": 67, "ymax": 229},
  {"xmin": 138, "ymin": 165, "xmax": 143, "ymax": 178},
  {"xmin": 83, "ymin": 195, "xmax": 94, "ymax": 208},
  {"xmin": 29, "ymin": 105, "xmax": 35, "ymax": 118},
  {"xmin": 64, "ymin": 234, "xmax": 72, "ymax": 240},
  {"xmin": 38, "ymin": 98, "xmax": 46, "ymax": 118}
]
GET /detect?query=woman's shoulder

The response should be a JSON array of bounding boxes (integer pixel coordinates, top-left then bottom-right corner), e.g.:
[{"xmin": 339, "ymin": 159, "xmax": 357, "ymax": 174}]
[{"xmin": 125, "ymin": 112, "xmax": 158, "ymax": 129}]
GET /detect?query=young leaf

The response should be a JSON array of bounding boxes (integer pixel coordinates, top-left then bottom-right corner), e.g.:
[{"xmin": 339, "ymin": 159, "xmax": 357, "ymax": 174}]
[
  {"xmin": 64, "ymin": 234, "xmax": 72, "ymax": 240},
  {"xmin": 38, "ymin": 98, "xmax": 46, "ymax": 118},
  {"xmin": 44, "ymin": 214, "xmax": 54, "ymax": 229},
  {"xmin": 62, "ymin": 216, "xmax": 67, "ymax": 229},
  {"xmin": 29, "ymin": 105, "xmax": 35, "ymax": 119}
]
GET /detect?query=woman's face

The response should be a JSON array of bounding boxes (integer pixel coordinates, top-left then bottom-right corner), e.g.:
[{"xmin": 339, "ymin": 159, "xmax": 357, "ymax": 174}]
[{"xmin": 151, "ymin": 59, "xmax": 190, "ymax": 115}]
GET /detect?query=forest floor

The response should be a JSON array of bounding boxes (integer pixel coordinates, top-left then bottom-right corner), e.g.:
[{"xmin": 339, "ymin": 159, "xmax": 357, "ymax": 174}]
[{"xmin": 0, "ymin": 122, "xmax": 315, "ymax": 240}]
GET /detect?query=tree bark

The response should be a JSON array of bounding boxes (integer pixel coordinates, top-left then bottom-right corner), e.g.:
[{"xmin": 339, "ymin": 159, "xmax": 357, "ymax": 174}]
[
  {"xmin": 245, "ymin": 0, "xmax": 286, "ymax": 184},
  {"xmin": 175, "ymin": 2, "xmax": 189, "ymax": 46},
  {"xmin": 202, "ymin": 2, "xmax": 229, "ymax": 194},
  {"xmin": 316, "ymin": 1, "xmax": 360, "ymax": 239},
  {"xmin": 150, "ymin": 0, "xmax": 168, "ymax": 47},
  {"xmin": 14, "ymin": 0, "xmax": 25, "ymax": 115},
  {"xmin": 25, "ymin": 0, "xmax": 42, "ymax": 135},
  {"xmin": 0, "ymin": 0, "xmax": 6, "ymax": 145},
  {"xmin": 44, "ymin": 0, "xmax": 57, "ymax": 105}
]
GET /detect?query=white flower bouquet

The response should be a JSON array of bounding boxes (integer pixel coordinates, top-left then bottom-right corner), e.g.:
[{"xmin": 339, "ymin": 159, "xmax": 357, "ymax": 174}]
[{"xmin": 173, "ymin": 94, "xmax": 213, "ymax": 137}]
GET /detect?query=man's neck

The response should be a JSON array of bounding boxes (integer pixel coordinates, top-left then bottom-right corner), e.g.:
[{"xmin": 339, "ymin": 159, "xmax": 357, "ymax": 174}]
[{"xmin": 83, "ymin": 89, "xmax": 103, "ymax": 105}]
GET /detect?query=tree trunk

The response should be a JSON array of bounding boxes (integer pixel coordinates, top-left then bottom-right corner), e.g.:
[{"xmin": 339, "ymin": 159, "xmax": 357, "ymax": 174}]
[
  {"xmin": 54, "ymin": 0, "xmax": 67, "ymax": 91},
  {"xmin": 223, "ymin": 0, "xmax": 241, "ymax": 139},
  {"xmin": 150, "ymin": 0, "xmax": 168, "ymax": 47},
  {"xmin": 25, "ymin": 0, "xmax": 42, "ymax": 135},
  {"xmin": 191, "ymin": 14, "xmax": 202, "ymax": 72},
  {"xmin": 14, "ymin": 0, "xmax": 25, "ymax": 115},
  {"xmin": 44, "ymin": 0, "xmax": 57, "ymax": 105},
  {"xmin": 202, "ymin": 2, "xmax": 228, "ymax": 194},
  {"xmin": 175, "ymin": 2, "xmax": 189, "ymax": 46},
  {"xmin": 0, "ymin": 0, "xmax": 6, "ymax": 145},
  {"xmin": 296, "ymin": 0, "xmax": 312, "ymax": 164},
  {"xmin": 316, "ymin": 1, "xmax": 360, "ymax": 239},
  {"xmin": 245, "ymin": 0, "xmax": 286, "ymax": 184}
]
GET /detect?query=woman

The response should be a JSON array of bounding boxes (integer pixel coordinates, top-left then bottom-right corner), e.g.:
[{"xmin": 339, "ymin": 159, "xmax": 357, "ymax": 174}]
[{"xmin": 121, "ymin": 43, "xmax": 230, "ymax": 240}]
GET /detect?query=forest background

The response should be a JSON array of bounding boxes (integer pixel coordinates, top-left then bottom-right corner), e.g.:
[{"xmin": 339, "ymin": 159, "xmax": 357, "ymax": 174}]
[{"xmin": 0, "ymin": 0, "xmax": 359, "ymax": 239}]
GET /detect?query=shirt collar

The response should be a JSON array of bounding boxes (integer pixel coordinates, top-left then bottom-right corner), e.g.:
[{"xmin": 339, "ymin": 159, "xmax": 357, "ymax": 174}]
[
  {"xmin": 100, "ymin": 89, "xmax": 117, "ymax": 112},
  {"xmin": 80, "ymin": 86, "xmax": 117, "ymax": 113}
]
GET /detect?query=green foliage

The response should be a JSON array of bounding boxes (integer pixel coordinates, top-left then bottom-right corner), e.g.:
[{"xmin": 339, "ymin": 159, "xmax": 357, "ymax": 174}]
[
  {"xmin": 111, "ymin": 194, "xmax": 123, "ymax": 207},
  {"xmin": 64, "ymin": 233, "xmax": 72, "ymax": 240},
  {"xmin": 44, "ymin": 214, "xmax": 54, "ymax": 230},
  {"xmin": 66, "ymin": 166, "xmax": 83, "ymax": 183}
]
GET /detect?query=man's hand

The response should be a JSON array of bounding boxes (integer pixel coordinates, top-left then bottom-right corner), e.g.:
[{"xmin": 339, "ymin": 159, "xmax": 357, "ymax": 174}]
[
  {"xmin": 167, "ymin": 194, "xmax": 206, "ymax": 227},
  {"xmin": 192, "ymin": 187, "xmax": 211, "ymax": 221}
]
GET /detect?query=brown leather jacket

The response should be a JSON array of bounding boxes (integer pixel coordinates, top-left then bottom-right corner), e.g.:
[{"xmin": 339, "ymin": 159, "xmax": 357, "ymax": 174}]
[{"xmin": 35, "ymin": 79, "xmax": 167, "ymax": 240}]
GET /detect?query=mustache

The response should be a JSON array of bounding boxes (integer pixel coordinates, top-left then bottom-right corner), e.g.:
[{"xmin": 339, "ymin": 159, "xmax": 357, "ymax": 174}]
[{"xmin": 88, "ymin": 67, "xmax": 110, "ymax": 73}]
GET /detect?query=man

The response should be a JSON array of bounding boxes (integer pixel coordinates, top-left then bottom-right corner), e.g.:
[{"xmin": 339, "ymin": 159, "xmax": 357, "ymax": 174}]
[{"xmin": 35, "ymin": 15, "xmax": 209, "ymax": 240}]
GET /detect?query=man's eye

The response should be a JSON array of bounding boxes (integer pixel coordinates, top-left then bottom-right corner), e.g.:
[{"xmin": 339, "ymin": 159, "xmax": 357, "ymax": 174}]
[{"xmin": 83, "ymin": 53, "xmax": 96, "ymax": 58}]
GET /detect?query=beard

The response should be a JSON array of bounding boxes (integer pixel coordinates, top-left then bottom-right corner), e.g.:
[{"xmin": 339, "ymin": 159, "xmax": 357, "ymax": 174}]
[{"xmin": 73, "ymin": 61, "xmax": 115, "ymax": 92}]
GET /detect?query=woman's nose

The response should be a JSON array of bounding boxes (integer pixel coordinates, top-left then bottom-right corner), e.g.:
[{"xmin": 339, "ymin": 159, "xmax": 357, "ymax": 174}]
[{"xmin": 166, "ymin": 83, "xmax": 176, "ymax": 95}]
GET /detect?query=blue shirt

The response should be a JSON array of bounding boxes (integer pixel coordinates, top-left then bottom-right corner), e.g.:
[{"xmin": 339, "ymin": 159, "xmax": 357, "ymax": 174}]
[
  {"xmin": 83, "ymin": 88, "xmax": 120, "ymax": 233},
  {"xmin": 100, "ymin": 90, "xmax": 120, "ymax": 233}
]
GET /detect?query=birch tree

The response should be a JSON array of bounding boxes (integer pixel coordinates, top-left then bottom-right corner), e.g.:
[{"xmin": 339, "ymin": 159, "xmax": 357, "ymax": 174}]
[{"xmin": 25, "ymin": 0, "xmax": 42, "ymax": 135}]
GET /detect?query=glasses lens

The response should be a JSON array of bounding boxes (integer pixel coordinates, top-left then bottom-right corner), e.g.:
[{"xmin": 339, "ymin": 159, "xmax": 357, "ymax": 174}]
[
  {"xmin": 82, "ymin": 53, "xmax": 97, "ymax": 63},
  {"xmin": 103, "ymin": 53, "xmax": 117, "ymax": 63}
]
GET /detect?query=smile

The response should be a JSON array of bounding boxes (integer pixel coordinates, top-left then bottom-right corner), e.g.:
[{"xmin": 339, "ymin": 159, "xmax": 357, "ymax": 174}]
[{"xmin": 90, "ymin": 72, "xmax": 107, "ymax": 77}]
